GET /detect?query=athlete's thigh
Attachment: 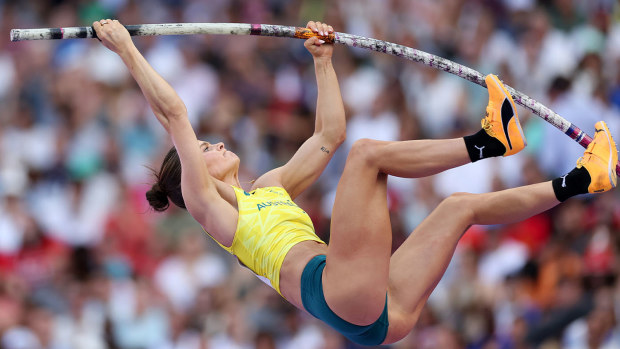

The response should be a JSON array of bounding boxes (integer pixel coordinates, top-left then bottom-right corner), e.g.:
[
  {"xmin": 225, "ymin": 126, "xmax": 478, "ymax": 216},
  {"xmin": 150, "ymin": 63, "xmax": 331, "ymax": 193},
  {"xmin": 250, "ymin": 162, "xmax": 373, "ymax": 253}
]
[{"xmin": 322, "ymin": 139, "xmax": 393, "ymax": 325}]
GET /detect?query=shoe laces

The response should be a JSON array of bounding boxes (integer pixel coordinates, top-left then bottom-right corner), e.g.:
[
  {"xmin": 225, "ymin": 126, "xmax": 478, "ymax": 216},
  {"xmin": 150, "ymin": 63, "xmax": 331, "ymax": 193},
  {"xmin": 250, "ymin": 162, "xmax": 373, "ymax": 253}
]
[
  {"xmin": 577, "ymin": 138, "xmax": 598, "ymax": 168},
  {"xmin": 482, "ymin": 112, "xmax": 496, "ymax": 137}
]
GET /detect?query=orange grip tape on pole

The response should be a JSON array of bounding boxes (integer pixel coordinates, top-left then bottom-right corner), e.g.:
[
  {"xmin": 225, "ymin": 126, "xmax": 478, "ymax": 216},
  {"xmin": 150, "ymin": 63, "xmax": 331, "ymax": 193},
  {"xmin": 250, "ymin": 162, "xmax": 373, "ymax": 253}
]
[{"xmin": 294, "ymin": 27, "xmax": 335, "ymax": 43}]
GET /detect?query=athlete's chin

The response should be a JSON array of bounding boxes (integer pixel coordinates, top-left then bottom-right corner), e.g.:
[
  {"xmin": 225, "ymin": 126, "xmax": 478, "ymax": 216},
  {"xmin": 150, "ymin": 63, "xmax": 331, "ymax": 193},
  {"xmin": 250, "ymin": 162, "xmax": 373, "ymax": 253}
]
[{"xmin": 232, "ymin": 155, "xmax": 241, "ymax": 167}]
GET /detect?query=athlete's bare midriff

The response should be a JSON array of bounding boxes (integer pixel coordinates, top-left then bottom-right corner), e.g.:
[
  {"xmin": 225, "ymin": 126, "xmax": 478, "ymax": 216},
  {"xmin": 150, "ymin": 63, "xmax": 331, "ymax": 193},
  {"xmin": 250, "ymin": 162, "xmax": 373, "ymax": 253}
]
[{"xmin": 278, "ymin": 239, "xmax": 328, "ymax": 309}]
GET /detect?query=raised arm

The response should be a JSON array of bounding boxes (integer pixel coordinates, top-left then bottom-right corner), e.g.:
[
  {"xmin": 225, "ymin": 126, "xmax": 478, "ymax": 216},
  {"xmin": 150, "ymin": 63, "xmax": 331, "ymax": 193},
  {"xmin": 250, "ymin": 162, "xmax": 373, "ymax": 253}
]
[
  {"xmin": 253, "ymin": 21, "xmax": 346, "ymax": 198},
  {"xmin": 93, "ymin": 20, "xmax": 237, "ymax": 240}
]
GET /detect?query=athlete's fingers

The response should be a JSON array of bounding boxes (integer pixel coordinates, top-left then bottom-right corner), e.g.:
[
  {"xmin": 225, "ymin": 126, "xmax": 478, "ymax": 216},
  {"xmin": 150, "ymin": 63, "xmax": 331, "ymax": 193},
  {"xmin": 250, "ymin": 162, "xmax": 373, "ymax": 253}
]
[
  {"xmin": 305, "ymin": 36, "xmax": 317, "ymax": 47},
  {"xmin": 306, "ymin": 21, "xmax": 317, "ymax": 33},
  {"xmin": 319, "ymin": 22, "xmax": 328, "ymax": 36},
  {"xmin": 95, "ymin": 19, "xmax": 109, "ymax": 33},
  {"xmin": 306, "ymin": 21, "xmax": 332, "ymax": 38},
  {"xmin": 321, "ymin": 23, "xmax": 330, "ymax": 36},
  {"xmin": 315, "ymin": 21, "xmax": 324, "ymax": 36}
]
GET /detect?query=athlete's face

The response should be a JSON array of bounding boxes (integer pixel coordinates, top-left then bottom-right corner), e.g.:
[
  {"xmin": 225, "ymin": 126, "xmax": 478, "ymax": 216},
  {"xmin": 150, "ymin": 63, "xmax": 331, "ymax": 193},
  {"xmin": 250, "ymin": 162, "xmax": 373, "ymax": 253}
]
[{"xmin": 198, "ymin": 140, "xmax": 240, "ymax": 179}]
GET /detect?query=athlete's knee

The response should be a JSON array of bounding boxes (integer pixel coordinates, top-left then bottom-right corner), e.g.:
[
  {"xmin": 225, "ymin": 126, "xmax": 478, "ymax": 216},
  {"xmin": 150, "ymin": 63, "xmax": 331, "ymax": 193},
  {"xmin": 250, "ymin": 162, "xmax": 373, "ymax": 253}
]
[
  {"xmin": 441, "ymin": 192, "xmax": 475, "ymax": 223},
  {"xmin": 348, "ymin": 138, "xmax": 383, "ymax": 166}
]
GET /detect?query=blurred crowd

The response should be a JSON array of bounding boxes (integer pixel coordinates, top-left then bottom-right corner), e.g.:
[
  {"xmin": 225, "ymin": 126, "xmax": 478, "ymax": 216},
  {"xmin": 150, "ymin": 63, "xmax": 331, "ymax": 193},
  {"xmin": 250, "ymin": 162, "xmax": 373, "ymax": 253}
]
[{"xmin": 1, "ymin": 0, "xmax": 620, "ymax": 348}]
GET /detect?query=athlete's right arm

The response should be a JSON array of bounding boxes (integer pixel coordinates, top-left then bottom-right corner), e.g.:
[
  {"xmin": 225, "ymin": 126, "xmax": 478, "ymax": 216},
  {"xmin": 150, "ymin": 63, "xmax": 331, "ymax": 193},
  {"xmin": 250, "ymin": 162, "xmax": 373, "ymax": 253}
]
[{"xmin": 93, "ymin": 20, "xmax": 238, "ymax": 240}]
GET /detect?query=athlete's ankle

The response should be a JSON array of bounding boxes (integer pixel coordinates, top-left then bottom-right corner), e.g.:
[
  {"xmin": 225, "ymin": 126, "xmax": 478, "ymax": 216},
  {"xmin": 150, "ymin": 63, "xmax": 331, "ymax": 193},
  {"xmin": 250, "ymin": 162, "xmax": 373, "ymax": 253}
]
[
  {"xmin": 552, "ymin": 167, "xmax": 591, "ymax": 202},
  {"xmin": 463, "ymin": 129, "xmax": 506, "ymax": 162}
]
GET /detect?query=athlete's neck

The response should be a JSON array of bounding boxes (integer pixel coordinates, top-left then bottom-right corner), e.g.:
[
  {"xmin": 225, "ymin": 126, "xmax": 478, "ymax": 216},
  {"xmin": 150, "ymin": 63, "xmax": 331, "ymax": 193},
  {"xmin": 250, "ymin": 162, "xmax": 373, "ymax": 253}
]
[{"xmin": 220, "ymin": 172, "xmax": 242, "ymax": 189}]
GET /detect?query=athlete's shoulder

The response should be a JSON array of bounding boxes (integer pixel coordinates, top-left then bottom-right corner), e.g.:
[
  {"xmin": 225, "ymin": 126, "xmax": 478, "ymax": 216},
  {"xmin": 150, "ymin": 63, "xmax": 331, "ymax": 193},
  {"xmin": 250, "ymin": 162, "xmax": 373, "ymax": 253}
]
[{"xmin": 250, "ymin": 167, "xmax": 285, "ymax": 191}]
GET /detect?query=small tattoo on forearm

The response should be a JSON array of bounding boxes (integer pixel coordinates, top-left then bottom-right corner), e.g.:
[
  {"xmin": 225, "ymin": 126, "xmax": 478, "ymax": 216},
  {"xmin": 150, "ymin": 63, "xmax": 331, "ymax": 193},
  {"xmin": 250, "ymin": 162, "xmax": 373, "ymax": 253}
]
[{"xmin": 321, "ymin": 146, "xmax": 330, "ymax": 154}]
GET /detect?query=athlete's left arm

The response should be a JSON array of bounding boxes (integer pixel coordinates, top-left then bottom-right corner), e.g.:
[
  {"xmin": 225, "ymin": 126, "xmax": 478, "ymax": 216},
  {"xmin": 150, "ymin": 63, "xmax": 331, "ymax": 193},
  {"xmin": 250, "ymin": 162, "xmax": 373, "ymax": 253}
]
[{"xmin": 253, "ymin": 21, "xmax": 346, "ymax": 199}]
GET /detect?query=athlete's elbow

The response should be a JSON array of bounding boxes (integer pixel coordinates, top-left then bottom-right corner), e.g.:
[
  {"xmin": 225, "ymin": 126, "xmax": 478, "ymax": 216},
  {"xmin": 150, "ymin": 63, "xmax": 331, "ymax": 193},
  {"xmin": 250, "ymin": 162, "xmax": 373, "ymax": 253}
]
[
  {"xmin": 153, "ymin": 109, "xmax": 187, "ymax": 130},
  {"xmin": 163, "ymin": 103, "xmax": 188, "ymax": 121},
  {"xmin": 334, "ymin": 134, "xmax": 346, "ymax": 149},
  {"xmin": 321, "ymin": 127, "xmax": 346, "ymax": 148},
  {"xmin": 333, "ymin": 128, "xmax": 347, "ymax": 146}
]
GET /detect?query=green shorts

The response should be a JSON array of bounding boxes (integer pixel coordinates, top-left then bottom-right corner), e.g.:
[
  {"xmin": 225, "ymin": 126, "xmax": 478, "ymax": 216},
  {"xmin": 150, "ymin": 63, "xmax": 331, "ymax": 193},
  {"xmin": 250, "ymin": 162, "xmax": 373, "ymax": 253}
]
[{"xmin": 300, "ymin": 255, "xmax": 389, "ymax": 346}]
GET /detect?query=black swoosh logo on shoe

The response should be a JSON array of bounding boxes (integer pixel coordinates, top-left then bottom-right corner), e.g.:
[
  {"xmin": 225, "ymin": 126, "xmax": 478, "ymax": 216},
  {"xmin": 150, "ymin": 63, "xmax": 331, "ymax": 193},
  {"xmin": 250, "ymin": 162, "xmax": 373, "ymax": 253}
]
[{"xmin": 501, "ymin": 98, "xmax": 514, "ymax": 150}]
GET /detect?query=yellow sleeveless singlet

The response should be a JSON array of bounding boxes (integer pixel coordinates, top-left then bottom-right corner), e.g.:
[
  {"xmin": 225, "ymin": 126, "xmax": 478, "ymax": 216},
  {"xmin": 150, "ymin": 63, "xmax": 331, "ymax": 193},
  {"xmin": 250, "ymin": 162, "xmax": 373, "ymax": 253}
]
[{"xmin": 204, "ymin": 186, "xmax": 325, "ymax": 295}]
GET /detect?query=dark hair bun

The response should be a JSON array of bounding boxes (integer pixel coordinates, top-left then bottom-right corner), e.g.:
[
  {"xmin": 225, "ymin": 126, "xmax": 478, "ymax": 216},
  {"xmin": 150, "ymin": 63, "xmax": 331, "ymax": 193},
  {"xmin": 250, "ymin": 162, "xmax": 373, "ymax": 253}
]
[{"xmin": 146, "ymin": 183, "xmax": 170, "ymax": 211}]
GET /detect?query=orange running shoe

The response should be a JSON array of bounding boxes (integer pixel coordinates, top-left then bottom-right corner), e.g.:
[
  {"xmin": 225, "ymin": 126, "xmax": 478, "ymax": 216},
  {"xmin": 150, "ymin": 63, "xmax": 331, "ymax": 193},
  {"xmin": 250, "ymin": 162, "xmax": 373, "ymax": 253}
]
[
  {"xmin": 481, "ymin": 74, "xmax": 526, "ymax": 156},
  {"xmin": 576, "ymin": 121, "xmax": 618, "ymax": 193}
]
